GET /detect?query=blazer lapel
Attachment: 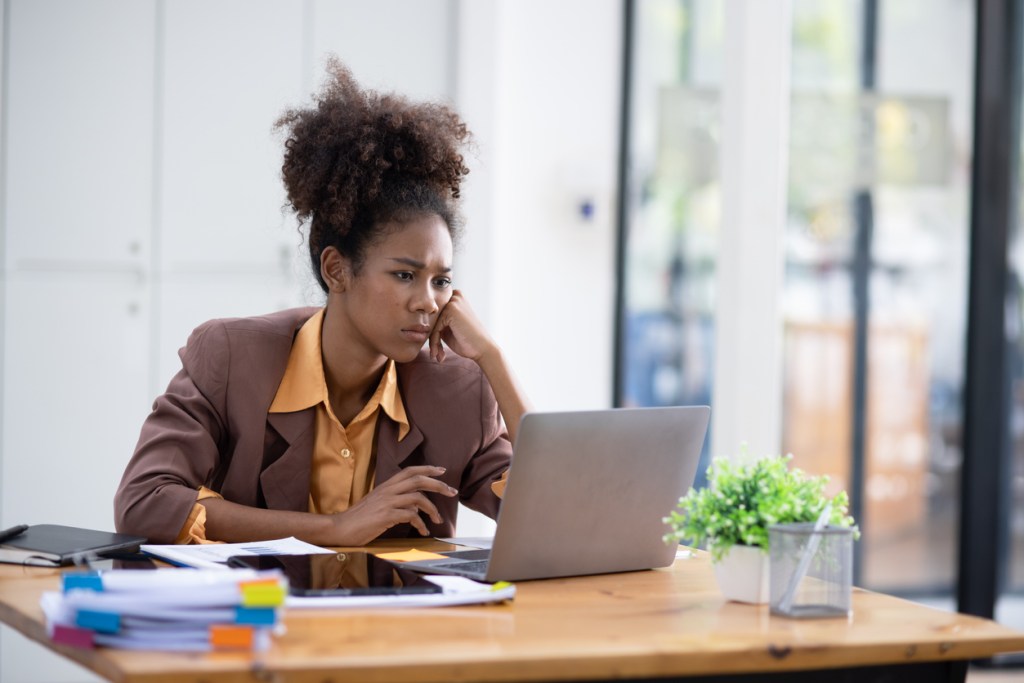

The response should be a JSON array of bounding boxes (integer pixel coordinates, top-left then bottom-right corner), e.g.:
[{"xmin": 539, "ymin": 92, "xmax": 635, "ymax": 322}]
[
  {"xmin": 376, "ymin": 416, "xmax": 423, "ymax": 482},
  {"xmin": 261, "ymin": 409, "xmax": 316, "ymax": 512}
]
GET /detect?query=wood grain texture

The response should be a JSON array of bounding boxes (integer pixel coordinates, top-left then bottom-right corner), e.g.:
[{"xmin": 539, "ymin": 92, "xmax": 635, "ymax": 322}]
[{"xmin": 1, "ymin": 542, "xmax": 1022, "ymax": 683}]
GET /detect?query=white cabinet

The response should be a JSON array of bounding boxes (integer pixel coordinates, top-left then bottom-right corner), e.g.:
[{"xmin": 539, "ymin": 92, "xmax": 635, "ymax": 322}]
[
  {"xmin": 1, "ymin": 273, "xmax": 152, "ymax": 529},
  {"xmin": 4, "ymin": 0, "xmax": 155, "ymax": 269},
  {"xmin": 1, "ymin": 275, "xmax": 146, "ymax": 683},
  {"xmin": 159, "ymin": 0, "xmax": 305, "ymax": 271},
  {"xmin": 156, "ymin": 275, "xmax": 311, "ymax": 391},
  {"xmin": 311, "ymin": 0, "xmax": 454, "ymax": 100}
]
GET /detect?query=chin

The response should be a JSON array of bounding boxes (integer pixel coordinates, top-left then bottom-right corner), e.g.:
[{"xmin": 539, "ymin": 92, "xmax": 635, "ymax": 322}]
[{"xmin": 390, "ymin": 345, "xmax": 425, "ymax": 363}]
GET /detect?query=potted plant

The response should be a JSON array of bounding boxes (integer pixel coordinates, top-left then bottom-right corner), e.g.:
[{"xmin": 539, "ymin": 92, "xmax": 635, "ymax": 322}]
[{"xmin": 664, "ymin": 454, "xmax": 856, "ymax": 604}]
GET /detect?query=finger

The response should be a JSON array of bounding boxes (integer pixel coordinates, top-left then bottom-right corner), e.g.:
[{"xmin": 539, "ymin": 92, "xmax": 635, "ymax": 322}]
[
  {"xmin": 387, "ymin": 501, "xmax": 436, "ymax": 532},
  {"xmin": 429, "ymin": 319, "xmax": 443, "ymax": 362},
  {"xmin": 386, "ymin": 476, "xmax": 458, "ymax": 499},
  {"xmin": 378, "ymin": 491, "xmax": 442, "ymax": 528},
  {"xmin": 413, "ymin": 475, "xmax": 458, "ymax": 496},
  {"xmin": 378, "ymin": 466, "xmax": 446, "ymax": 488},
  {"xmin": 408, "ymin": 492, "xmax": 443, "ymax": 524},
  {"xmin": 391, "ymin": 505, "xmax": 430, "ymax": 536},
  {"xmin": 377, "ymin": 468, "xmax": 457, "ymax": 497}
]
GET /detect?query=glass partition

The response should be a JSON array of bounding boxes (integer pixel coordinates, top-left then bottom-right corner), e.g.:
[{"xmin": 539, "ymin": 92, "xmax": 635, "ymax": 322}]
[
  {"xmin": 780, "ymin": 0, "xmax": 974, "ymax": 592},
  {"xmin": 619, "ymin": 0, "xmax": 723, "ymax": 484},
  {"xmin": 620, "ymin": 0, "xmax": 975, "ymax": 595}
]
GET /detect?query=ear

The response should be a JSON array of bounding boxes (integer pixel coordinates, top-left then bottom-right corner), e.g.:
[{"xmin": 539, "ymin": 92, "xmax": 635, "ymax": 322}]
[{"xmin": 320, "ymin": 247, "xmax": 351, "ymax": 293}]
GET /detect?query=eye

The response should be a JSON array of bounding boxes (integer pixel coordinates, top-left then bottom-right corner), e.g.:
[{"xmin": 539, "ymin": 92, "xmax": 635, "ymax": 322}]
[
  {"xmin": 433, "ymin": 277, "xmax": 452, "ymax": 289},
  {"xmin": 393, "ymin": 271, "xmax": 414, "ymax": 282}
]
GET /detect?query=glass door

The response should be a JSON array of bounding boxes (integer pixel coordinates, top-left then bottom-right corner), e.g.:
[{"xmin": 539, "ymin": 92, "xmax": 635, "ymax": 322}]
[
  {"xmin": 618, "ymin": 0, "xmax": 723, "ymax": 484},
  {"xmin": 619, "ymin": 0, "xmax": 976, "ymax": 597},
  {"xmin": 781, "ymin": 0, "xmax": 974, "ymax": 593}
]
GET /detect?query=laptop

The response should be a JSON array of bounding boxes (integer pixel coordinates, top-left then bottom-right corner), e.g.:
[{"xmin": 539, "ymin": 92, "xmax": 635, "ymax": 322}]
[{"xmin": 399, "ymin": 406, "xmax": 710, "ymax": 582}]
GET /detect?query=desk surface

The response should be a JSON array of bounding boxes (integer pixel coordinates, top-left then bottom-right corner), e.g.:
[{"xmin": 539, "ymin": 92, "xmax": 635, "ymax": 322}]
[{"xmin": 1, "ymin": 540, "xmax": 1023, "ymax": 683}]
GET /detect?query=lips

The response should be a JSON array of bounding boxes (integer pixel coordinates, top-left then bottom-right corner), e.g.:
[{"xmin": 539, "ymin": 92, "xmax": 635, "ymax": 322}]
[{"xmin": 401, "ymin": 324, "xmax": 431, "ymax": 345}]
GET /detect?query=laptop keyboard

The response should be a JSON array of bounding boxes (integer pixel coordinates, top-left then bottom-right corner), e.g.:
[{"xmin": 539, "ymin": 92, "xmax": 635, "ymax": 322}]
[{"xmin": 432, "ymin": 559, "xmax": 490, "ymax": 575}]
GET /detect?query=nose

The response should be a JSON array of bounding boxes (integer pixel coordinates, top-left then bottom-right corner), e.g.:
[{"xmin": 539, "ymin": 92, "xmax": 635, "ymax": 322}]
[{"xmin": 411, "ymin": 282, "xmax": 440, "ymax": 315}]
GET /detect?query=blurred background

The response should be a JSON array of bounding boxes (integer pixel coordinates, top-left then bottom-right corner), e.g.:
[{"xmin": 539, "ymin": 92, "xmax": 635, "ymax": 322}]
[{"xmin": 2, "ymin": 0, "xmax": 1024, "ymax": 680}]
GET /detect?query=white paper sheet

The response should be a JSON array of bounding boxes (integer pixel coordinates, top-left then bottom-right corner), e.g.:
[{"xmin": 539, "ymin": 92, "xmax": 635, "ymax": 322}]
[{"xmin": 141, "ymin": 537, "xmax": 333, "ymax": 569}]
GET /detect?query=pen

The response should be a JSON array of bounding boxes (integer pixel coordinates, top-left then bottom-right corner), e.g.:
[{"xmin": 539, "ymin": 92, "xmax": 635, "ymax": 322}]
[{"xmin": 0, "ymin": 524, "xmax": 29, "ymax": 544}]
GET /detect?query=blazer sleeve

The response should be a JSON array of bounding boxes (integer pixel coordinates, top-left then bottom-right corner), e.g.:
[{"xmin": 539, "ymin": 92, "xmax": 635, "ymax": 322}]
[
  {"xmin": 113, "ymin": 321, "xmax": 232, "ymax": 543},
  {"xmin": 456, "ymin": 368, "xmax": 513, "ymax": 520}
]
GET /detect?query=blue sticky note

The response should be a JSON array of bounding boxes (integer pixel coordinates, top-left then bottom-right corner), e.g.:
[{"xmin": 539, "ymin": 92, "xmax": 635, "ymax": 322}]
[
  {"xmin": 76, "ymin": 609, "xmax": 120, "ymax": 634},
  {"xmin": 234, "ymin": 606, "xmax": 276, "ymax": 626},
  {"xmin": 62, "ymin": 572, "xmax": 103, "ymax": 593}
]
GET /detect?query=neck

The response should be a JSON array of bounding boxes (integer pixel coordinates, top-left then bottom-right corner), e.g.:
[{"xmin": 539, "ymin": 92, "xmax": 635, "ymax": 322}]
[{"xmin": 320, "ymin": 303, "xmax": 388, "ymax": 422}]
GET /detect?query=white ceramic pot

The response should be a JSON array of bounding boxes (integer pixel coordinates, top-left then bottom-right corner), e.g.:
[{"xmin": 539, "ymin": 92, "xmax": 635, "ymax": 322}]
[{"xmin": 712, "ymin": 544, "xmax": 771, "ymax": 604}]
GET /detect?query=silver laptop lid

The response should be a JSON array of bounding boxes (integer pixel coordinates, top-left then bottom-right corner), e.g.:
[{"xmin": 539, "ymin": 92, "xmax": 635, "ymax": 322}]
[{"xmin": 486, "ymin": 406, "xmax": 710, "ymax": 581}]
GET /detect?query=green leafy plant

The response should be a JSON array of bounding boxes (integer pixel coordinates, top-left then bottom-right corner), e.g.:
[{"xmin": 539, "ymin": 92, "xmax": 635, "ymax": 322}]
[{"xmin": 664, "ymin": 454, "xmax": 857, "ymax": 562}]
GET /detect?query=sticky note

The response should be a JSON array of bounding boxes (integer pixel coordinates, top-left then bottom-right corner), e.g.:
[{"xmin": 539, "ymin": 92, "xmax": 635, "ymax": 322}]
[
  {"xmin": 240, "ymin": 583, "xmax": 286, "ymax": 607},
  {"xmin": 234, "ymin": 606, "xmax": 277, "ymax": 626},
  {"xmin": 374, "ymin": 549, "xmax": 449, "ymax": 563},
  {"xmin": 76, "ymin": 609, "xmax": 121, "ymax": 634},
  {"xmin": 63, "ymin": 572, "xmax": 103, "ymax": 593},
  {"xmin": 210, "ymin": 625, "xmax": 254, "ymax": 650},
  {"xmin": 52, "ymin": 624, "xmax": 95, "ymax": 649}
]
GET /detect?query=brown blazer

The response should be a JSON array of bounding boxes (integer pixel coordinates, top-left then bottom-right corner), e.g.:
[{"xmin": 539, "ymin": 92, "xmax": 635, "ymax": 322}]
[{"xmin": 114, "ymin": 307, "xmax": 512, "ymax": 544}]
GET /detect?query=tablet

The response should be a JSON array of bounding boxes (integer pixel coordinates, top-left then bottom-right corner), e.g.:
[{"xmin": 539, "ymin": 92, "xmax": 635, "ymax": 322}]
[{"xmin": 226, "ymin": 552, "xmax": 442, "ymax": 597}]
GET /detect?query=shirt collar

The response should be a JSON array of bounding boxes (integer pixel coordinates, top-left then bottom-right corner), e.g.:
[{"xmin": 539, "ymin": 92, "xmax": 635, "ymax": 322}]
[{"xmin": 269, "ymin": 308, "xmax": 409, "ymax": 440}]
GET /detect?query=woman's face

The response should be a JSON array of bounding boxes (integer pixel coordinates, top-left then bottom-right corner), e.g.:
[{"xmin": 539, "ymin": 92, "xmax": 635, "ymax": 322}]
[{"xmin": 334, "ymin": 213, "xmax": 454, "ymax": 363}]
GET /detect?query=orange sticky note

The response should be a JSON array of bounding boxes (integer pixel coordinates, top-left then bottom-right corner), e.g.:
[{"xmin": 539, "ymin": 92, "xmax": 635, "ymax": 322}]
[
  {"xmin": 210, "ymin": 625, "xmax": 254, "ymax": 650},
  {"xmin": 239, "ymin": 578, "xmax": 283, "ymax": 590},
  {"xmin": 374, "ymin": 549, "xmax": 449, "ymax": 563}
]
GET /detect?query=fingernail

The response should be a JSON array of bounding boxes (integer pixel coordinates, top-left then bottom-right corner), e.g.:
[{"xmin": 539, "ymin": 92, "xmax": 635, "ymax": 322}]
[
  {"xmin": 448, "ymin": 486, "xmax": 458, "ymax": 495},
  {"xmin": 436, "ymin": 466, "xmax": 447, "ymax": 473}
]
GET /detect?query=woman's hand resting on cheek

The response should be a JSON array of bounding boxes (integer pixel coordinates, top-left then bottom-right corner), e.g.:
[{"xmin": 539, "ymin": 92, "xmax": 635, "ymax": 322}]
[
  {"xmin": 428, "ymin": 290, "xmax": 496, "ymax": 364},
  {"xmin": 427, "ymin": 288, "xmax": 531, "ymax": 443}
]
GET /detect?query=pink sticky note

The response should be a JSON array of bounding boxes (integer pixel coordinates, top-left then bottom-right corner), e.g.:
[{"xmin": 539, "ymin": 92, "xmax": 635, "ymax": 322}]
[{"xmin": 52, "ymin": 624, "xmax": 95, "ymax": 649}]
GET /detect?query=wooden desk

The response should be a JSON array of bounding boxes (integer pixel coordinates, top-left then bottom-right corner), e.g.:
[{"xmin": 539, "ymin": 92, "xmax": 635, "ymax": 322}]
[{"xmin": 1, "ymin": 541, "xmax": 1022, "ymax": 683}]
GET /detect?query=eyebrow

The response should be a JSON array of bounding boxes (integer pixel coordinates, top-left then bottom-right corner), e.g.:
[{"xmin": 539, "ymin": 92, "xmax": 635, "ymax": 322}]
[{"xmin": 388, "ymin": 257, "xmax": 452, "ymax": 273}]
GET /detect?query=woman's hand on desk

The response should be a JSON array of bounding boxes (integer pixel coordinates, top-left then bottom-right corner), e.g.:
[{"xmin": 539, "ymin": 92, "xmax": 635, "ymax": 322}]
[{"xmin": 329, "ymin": 466, "xmax": 458, "ymax": 545}]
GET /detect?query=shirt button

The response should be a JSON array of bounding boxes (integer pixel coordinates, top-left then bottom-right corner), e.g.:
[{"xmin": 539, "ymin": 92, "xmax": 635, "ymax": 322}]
[{"xmin": 341, "ymin": 448, "xmax": 351, "ymax": 459}]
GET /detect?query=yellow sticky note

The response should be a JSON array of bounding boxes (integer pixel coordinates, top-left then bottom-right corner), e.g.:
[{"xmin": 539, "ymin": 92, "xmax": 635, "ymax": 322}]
[
  {"xmin": 240, "ymin": 583, "xmax": 287, "ymax": 607},
  {"xmin": 374, "ymin": 549, "xmax": 449, "ymax": 563}
]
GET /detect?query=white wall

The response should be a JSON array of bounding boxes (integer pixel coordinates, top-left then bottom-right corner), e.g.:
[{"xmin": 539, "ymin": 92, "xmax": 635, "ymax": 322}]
[
  {"xmin": 485, "ymin": 1, "xmax": 620, "ymax": 412},
  {"xmin": 454, "ymin": 0, "xmax": 620, "ymax": 412},
  {"xmin": 0, "ymin": 1, "xmax": 622, "ymax": 680}
]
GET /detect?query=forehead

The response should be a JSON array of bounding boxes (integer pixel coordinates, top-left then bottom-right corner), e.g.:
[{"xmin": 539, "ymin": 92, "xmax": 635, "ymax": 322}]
[{"xmin": 369, "ymin": 214, "xmax": 453, "ymax": 264}]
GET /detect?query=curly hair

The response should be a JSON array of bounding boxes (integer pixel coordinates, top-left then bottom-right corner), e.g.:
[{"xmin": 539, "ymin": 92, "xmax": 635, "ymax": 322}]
[{"xmin": 276, "ymin": 58, "xmax": 471, "ymax": 291}]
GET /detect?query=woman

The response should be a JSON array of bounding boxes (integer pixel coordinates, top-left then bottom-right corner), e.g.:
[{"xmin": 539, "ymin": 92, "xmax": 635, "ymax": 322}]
[{"xmin": 114, "ymin": 60, "xmax": 529, "ymax": 545}]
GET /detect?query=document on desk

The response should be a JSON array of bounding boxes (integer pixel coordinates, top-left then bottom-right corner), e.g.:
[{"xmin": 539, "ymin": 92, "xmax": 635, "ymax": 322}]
[{"xmin": 141, "ymin": 537, "xmax": 332, "ymax": 569}]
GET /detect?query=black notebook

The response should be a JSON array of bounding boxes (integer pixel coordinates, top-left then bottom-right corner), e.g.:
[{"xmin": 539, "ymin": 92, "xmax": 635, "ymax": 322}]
[{"xmin": 0, "ymin": 524, "xmax": 147, "ymax": 567}]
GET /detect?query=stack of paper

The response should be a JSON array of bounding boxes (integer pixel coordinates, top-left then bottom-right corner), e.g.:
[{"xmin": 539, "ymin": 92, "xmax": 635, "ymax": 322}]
[{"xmin": 40, "ymin": 568, "xmax": 287, "ymax": 651}]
